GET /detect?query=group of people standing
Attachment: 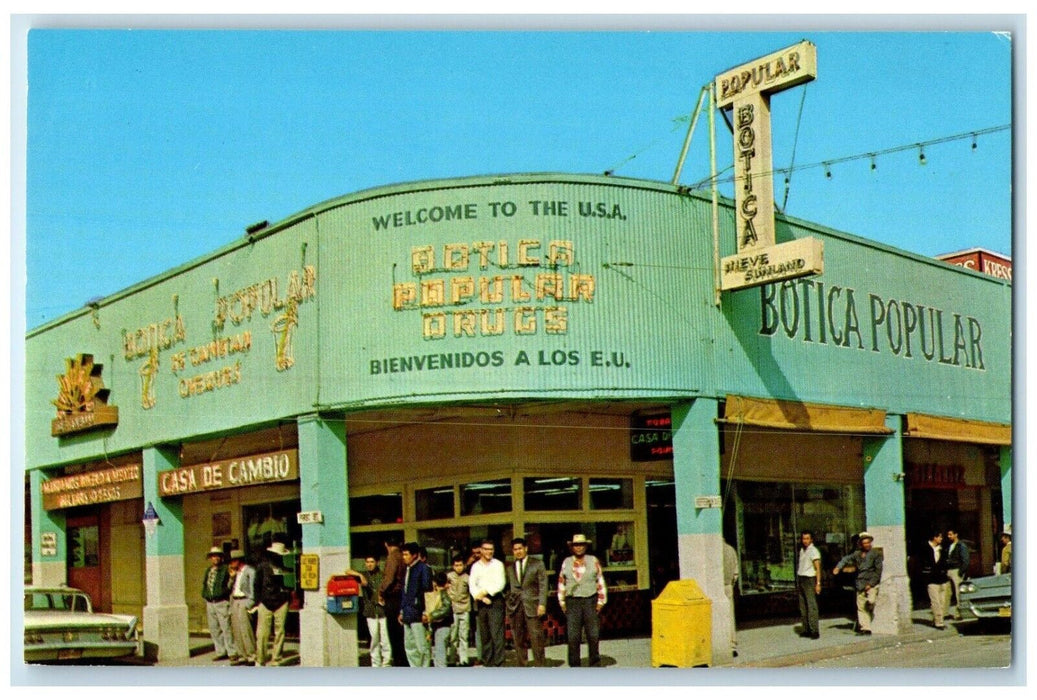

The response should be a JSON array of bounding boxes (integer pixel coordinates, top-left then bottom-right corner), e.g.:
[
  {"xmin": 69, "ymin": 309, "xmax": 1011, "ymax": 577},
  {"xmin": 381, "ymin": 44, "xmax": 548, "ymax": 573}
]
[
  {"xmin": 351, "ymin": 533, "xmax": 607, "ymax": 668},
  {"xmin": 796, "ymin": 529, "xmax": 885, "ymax": 639},
  {"xmin": 795, "ymin": 525, "xmax": 986, "ymax": 640},
  {"xmin": 201, "ymin": 539, "xmax": 293, "ymax": 666}
]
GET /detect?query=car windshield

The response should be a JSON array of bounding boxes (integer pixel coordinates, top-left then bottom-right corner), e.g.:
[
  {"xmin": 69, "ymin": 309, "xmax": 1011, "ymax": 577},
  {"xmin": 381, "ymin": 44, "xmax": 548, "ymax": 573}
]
[{"xmin": 25, "ymin": 592, "xmax": 90, "ymax": 612}]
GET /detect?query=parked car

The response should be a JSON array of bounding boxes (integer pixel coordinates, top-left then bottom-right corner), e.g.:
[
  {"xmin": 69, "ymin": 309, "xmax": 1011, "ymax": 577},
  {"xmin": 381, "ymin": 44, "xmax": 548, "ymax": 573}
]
[
  {"xmin": 958, "ymin": 573, "xmax": 1012, "ymax": 620},
  {"xmin": 24, "ymin": 586, "xmax": 140, "ymax": 663}
]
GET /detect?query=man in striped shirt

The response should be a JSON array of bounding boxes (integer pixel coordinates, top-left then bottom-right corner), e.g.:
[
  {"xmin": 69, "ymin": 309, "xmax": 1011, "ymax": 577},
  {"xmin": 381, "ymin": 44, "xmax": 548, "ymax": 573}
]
[{"xmin": 557, "ymin": 533, "xmax": 607, "ymax": 667}]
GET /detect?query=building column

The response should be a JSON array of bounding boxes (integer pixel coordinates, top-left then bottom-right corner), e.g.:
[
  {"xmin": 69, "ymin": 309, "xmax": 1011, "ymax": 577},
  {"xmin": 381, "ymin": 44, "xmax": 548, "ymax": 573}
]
[
  {"xmin": 142, "ymin": 445, "xmax": 189, "ymax": 661},
  {"xmin": 862, "ymin": 415, "xmax": 912, "ymax": 634},
  {"xmin": 29, "ymin": 469, "xmax": 67, "ymax": 586},
  {"xmin": 672, "ymin": 398, "xmax": 730, "ymax": 665},
  {"xmin": 999, "ymin": 445, "xmax": 1012, "ymax": 532},
  {"xmin": 297, "ymin": 413, "xmax": 355, "ymax": 667}
]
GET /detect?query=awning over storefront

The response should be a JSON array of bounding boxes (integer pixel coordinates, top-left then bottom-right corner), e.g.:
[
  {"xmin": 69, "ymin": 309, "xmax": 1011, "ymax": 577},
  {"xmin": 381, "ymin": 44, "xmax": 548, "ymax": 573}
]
[
  {"xmin": 904, "ymin": 412, "xmax": 1012, "ymax": 446},
  {"xmin": 721, "ymin": 395, "xmax": 894, "ymax": 435}
]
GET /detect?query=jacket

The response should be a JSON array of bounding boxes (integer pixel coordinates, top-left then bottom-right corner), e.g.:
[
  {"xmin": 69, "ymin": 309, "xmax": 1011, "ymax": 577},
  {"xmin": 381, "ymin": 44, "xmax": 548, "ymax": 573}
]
[
  {"xmin": 202, "ymin": 564, "xmax": 232, "ymax": 602},
  {"xmin": 426, "ymin": 588, "xmax": 454, "ymax": 629},
  {"xmin": 836, "ymin": 548, "xmax": 883, "ymax": 590},
  {"xmin": 505, "ymin": 555, "xmax": 548, "ymax": 617},
  {"xmin": 255, "ymin": 557, "xmax": 291, "ymax": 610},
  {"xmin": 918, "ymin": 541, "xmax": 948, "ymax": 585},
  {"xmin": 360, "ymin": 567, "xmax": 386, "ymax": 619},
  {"xmin": 400, "ymin": 560, "xmax": 432, "ymax": 624},
  {"xmin": 230, "ymin": 564, "xmax": 257, "ymax": 607},
  {"xmin": 944, "ymin": 540, "xmax": 970, "ymax": 576}
]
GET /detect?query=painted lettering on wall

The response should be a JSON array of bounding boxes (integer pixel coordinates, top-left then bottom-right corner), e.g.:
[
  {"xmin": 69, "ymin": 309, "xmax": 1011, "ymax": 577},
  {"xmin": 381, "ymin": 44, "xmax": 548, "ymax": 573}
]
[
  {"xmin": 369, "ymin": 348, "xmax": 630, "ymax": 375},
  {"xmin": 392, "ymin": 239, "xmax": 597, "ymax": 340},
  {"xmin": 371, "ymin": 200, "xmax": 627, "ymax": 231},
  {"xmin": 759, "ymin": 280, "xmax": 986, "ymax": 371}
]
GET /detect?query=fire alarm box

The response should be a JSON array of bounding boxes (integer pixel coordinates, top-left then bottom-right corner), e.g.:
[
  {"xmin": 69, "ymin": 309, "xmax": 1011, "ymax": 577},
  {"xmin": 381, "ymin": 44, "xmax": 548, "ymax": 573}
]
[{"xmin": 326, "ymin": 575, "xmax": 361, "ymax": 614}]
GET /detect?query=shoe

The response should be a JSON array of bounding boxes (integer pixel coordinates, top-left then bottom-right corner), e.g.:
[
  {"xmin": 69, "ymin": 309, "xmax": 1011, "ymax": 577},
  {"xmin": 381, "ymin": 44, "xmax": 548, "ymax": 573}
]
[
  {"xmin": 732, "ymin": 650, "xmax": 739, "ymax": 658},
  {"xmin": 935, "ymin": 625, "xmax": 945, "ymax": 630},
  {"xmin": 213, "ymin": 654, "xmax": 229, "ymax": 661},
  {"xmin": 230, "ymin": 658, "xmax": 247, "ymax": 666},
  {"xmin": 809, "ymin": 633, "xmax": 820, "ymax": 639},
  {"xmin": 856, "ymin": 629, "xmax": 872, "ymax": 636}
]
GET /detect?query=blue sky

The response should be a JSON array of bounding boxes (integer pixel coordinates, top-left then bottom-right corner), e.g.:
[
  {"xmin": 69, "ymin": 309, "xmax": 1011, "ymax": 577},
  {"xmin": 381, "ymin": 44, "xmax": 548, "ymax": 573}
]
[{"xmin": 20, "ymin": 27, "xmax": 1014, "ymax": 327}]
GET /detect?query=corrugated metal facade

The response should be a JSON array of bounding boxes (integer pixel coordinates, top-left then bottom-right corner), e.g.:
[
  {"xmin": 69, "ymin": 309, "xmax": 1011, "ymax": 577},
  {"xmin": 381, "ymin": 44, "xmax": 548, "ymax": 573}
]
[{"xmin": 26, "ymin": 173, "xmax": 1010, "ymax": 468}]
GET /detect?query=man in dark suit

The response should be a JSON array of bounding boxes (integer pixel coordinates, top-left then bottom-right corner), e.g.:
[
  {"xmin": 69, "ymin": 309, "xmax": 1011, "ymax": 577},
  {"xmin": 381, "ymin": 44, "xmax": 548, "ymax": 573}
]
[
  {"xmin": 506, "ymin": 537, "xmax": 548, "ymax": 667},
  {"xmin": 919, "ymin": 529, "xmax": 950, "ymax": 629}
]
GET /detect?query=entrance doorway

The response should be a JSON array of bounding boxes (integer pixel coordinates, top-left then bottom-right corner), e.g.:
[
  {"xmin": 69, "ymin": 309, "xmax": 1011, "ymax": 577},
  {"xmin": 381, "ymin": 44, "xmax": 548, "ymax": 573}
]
[{"xmin": 66, "ymin": 512, "xmax": 105, "ymax": 610}]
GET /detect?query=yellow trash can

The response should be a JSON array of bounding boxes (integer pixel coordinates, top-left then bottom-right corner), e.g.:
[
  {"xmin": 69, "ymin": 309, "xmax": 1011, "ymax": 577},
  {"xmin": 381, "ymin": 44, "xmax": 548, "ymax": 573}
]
[{"xmin": 651, "ymin": 579, "xmax": 712, "ymax": 667}]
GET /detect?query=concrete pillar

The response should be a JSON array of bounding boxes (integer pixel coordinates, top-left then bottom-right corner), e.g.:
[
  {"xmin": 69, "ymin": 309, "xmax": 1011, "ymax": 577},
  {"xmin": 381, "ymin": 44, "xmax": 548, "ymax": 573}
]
[
  {"xmin": 999, "ymin": 445, "xmax": 1012, "ymax": 532},
  {"xmin": 29, "ymin": 468, "xmax": 67, "ymax": 586},
  {"xmin": 297, "ymin": 413, "xmax": 356, "ymax": 667},
  {"xmin": 142, "ymin": 445, "xmax": 189, "ymax": 662},
  {"xmin": 862, "ymin": 415, "xmax": 912, "ymax": 634},
  {"xmin": 671, "ymin": 398, "xmax": 731, "ymax": 665}
]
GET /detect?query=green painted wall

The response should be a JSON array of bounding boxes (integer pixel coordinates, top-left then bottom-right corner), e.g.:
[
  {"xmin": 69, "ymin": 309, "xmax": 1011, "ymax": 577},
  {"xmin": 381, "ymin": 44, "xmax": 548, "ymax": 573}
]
[{"xmin": 25, "ymin": 174, "xmax": 1011, "ymax": 471}]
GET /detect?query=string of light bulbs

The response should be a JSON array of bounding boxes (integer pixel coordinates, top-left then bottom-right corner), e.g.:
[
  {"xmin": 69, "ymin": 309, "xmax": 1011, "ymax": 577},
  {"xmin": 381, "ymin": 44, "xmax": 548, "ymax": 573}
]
[{"xmin": 686, "ymin": 123, "xmax": 1010, "ymax": 191}]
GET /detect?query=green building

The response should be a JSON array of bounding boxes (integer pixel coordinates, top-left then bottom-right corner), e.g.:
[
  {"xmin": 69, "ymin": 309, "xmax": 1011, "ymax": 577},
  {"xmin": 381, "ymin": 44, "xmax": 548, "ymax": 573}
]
[{"xmin": 25, "ymin": 173, "xmax": 1011, "ymax": 665}]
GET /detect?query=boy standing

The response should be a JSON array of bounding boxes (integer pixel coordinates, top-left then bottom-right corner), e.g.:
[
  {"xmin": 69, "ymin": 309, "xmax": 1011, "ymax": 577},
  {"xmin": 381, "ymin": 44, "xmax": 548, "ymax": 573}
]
[
  {"xmin": 446, "ymin": 554, "xmax": 471, "ymax": 666},
  {"xmin": 424, "ymin": 571, "xmax": 455, "ymax": 667}
]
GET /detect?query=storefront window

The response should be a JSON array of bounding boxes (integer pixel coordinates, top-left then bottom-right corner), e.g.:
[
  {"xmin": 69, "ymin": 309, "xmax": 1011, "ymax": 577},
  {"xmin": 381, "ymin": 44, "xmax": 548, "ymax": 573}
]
[
  {"xmin": 244, "ymin": 501, "xmax": 301, "ymax": 557},
  {"xmin": 417, "ymin": 524, "xmax": 512, "ymax": 570},
  {"xmin": 416, "ymin": 485, "xmax": 455, "ymax": 521},
  {"xmin": 350, "ymin": 530, "xmax": 404, "ymax": 570},
  {"xmin": 726, "ymin": 480, "xmax": 864, "ymax": 595},
  {"xmin": 523, "ymin": 477, "xmax": 581, "ymax": 511},
  {"xmin": 460, "ymin": 479, "xmax": 512, "ymax": 516},
  {"xmin": 67, "ymin": 525, "xmax": 99, "ymax": 568},
  {"xmin": 349, "ymin": 492, "xmax": 403, "ymax": 527},
  {"xmin": 589, "ymin": 478, "xmax": 634, "ymax": 510}
]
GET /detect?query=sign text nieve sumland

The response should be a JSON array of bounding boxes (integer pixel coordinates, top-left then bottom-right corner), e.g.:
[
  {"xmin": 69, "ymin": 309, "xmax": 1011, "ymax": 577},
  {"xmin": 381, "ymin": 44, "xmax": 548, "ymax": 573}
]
[{"xmin": 716, "ymin": 41, "xmax": 824, "ymax": 291}]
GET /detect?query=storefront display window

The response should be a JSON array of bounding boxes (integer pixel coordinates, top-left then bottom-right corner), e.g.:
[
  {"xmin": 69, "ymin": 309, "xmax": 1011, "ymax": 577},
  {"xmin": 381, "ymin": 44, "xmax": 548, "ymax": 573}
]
[
  {"xmin": 244, "ymin": 501, "xmax": 302, "ymax": 557},
  {"xmin": 460, "ymin": 479, "xmax": 512, "ymax": 516},
  {"xmin": 726, "ymin": 480, "xmax": 864, "ymax": 595},
  {"xmin": 416, "ymin": 485, "xmax": 454, "ymax": 521},
  {"xmin": 67, "ymin": 524, "xmax": 99, "ymax": 568},
  {"xmin": 350, "ymin": 530, "xmax": 404, "ymax": 569},
  {"xmin": 523, "ymin": 477, "xmax": 581, "ymax": 511},
  {"xmin": 589, "ymin": 478, "xmax": 634, "ymax": 510},
  {"xmin": 417, "ymin": 524, "xmax": 512, "ymax": 570},
  {"xmin": 349, "ymin": 492, "xmax": 403, "ymax": 526}
]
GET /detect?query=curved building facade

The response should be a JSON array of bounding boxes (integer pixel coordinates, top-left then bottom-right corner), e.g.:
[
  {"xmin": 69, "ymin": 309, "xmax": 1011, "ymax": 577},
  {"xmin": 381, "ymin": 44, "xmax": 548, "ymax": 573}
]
[{"xmin": 26, "ymin": 173, "xmax": 1011, "ymax": 665}]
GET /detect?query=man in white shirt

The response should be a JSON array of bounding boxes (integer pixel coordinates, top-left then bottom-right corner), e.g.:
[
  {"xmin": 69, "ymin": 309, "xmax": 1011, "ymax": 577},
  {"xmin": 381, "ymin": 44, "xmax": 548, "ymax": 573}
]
[
  {"xmin": 796, "ymin": 531, "xmax": 822, "ymax": 639},
  {"xmin": 468, "ymin": 538, "xmax": 506, "ymax": 666}
]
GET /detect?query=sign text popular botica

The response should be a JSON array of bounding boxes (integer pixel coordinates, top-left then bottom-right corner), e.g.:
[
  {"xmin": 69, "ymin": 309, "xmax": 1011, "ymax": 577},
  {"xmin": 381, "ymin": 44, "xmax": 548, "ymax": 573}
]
[{"xmin": 716, "ymin": 41, "xmax": 824, "ymax": 291}]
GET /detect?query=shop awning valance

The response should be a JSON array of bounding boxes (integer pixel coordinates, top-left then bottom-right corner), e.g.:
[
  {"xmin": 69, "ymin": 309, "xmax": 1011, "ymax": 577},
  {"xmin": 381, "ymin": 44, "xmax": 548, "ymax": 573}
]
[
  {"xmin": 721, "ymin": 395, "xmax": 894, "ymax": 435},
  {"xmin": 904, "ymin": 412, "xmax": 1012, "ymax": 446}
]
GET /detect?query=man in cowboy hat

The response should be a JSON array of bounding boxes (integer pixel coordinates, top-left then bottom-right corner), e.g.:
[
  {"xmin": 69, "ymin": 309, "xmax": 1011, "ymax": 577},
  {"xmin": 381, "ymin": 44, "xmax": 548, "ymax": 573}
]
[
  {"xmin": 833, "ymin": 532, "xmax": 883, "ymax": 635},
  {"xmin": 201, "ymin": 546, "xmax": 235, "ymax": 661},
  {"xmin": 227, "ymin": 549, "xmax": 257, "ymax": 665},
  {"xmin": 254, "ymin": 539, "xmax": 292, "ymax": 666},
  {"xmin": 556, "ymin": 533, "xmax": 607, "ymax": 667}
]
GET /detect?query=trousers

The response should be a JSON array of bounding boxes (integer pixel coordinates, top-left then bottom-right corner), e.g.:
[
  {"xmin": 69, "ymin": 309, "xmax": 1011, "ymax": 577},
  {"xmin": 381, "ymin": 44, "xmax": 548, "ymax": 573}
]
[{"xmin": 564, "ymin": 595, "xmax": 601, "ymax": 667}]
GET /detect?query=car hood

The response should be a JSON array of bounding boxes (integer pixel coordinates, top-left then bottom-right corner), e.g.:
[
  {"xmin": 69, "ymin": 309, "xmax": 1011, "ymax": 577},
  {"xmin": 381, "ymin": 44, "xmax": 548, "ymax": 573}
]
[
  {"xmin": 966, "ymin": 573, "xmax": 1011, "ymax": 589},
  {"xmin": 25, "ymin": 610, "xmax": 138, "ymax": 629}
]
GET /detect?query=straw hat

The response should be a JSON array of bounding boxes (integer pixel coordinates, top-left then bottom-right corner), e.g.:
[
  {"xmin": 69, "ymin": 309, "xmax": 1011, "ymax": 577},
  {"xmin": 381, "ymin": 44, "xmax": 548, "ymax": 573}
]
[
  {"xmin": 267, "ymin": 541, "xmax": 289, "ymax": 556},
  {"xmin": 568, "ymin": 534, "xmax": 591, "ymax": 546},
  {"xmin": 207, "ymin": 546, "xmax": 224, "ymax": 558}
]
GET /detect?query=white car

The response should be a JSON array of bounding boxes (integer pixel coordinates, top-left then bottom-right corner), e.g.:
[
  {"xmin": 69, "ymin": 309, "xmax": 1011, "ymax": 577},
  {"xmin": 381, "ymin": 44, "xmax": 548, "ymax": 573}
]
[
  {"xmin": 958, "ymin": 573, "xmax": 1012, "ymax": 620},
  {"xmin": 24, "ymin": 586, "xmax": 140, "ymax": 663}
]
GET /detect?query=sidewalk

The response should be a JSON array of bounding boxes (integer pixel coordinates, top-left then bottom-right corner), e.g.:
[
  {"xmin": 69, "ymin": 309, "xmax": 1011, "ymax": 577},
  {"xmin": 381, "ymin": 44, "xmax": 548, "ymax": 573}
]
[{"xmin": 167, "ymin": 610, "xmax": 958, "ymax": 669}]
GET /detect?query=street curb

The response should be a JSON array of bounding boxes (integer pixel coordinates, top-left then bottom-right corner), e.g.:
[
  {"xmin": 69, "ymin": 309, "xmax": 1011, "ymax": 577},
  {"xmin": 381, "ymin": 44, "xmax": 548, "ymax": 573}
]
[{"xmin": 727, "ymin": 629, "xmax": 946, "ymax": 668}]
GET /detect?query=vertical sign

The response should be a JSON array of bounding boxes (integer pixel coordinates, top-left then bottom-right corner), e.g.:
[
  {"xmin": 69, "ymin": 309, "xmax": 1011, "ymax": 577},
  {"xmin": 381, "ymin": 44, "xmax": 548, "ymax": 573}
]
[{"xmin": 715, "ymin": 41, "xmax": 825, "ymax": 291}]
